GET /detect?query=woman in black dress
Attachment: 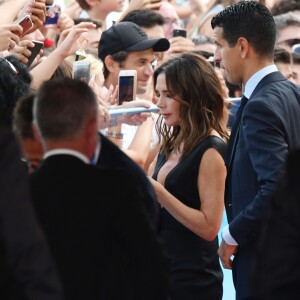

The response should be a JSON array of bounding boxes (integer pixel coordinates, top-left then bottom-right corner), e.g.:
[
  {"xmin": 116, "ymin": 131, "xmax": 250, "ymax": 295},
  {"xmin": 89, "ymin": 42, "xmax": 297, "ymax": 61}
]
[{"xmin": 149, "ymin": 53, "xmax": 229, "ymax": 300}]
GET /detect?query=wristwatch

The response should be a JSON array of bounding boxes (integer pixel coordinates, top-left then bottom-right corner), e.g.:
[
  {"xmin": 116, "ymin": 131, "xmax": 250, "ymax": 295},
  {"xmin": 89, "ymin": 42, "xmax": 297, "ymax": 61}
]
[{"xmin": 106, "ymin": 131, "xmax": 123, "ymax": 139}]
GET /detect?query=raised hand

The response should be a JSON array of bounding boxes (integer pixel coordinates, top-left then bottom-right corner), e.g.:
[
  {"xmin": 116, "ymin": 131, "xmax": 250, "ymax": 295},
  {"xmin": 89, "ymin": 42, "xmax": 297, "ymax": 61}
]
[{"xmin": 0, "ymin": 24, "xmax": 22, "ymax": 51}]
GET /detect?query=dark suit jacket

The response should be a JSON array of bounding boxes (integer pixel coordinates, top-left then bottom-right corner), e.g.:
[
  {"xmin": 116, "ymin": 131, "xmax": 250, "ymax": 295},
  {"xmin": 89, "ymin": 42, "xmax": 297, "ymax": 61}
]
[
  {"xmin": 97, "ymin": 133, "xmax": 160, "ymax": 230},
  {"xmin": 254, "ymin": 149, "xmax": 300, "ymax": 299},
  {"xmin": 0, "ymin": 127, "xmax": 63, "ymax": 300},
  {"xmin": 225, "ymin": 72, "xmax": 300, "ymax": 299},
  {"xmin": 30, "ymin": 154, "xmax": 169, "ymax": 300}
]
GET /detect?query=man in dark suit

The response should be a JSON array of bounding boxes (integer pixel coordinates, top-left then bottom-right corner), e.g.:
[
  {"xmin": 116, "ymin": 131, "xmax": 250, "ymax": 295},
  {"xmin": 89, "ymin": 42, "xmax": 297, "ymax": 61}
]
[
  {"xmin": 254, "ymin": 149, "xmax": 300, "ymax": 299},
  {"xmin": 212, "ymin": 1, "xmax": 300, "ymax": 299},
  {"xmin": 0, "ymin": 126, "xmax": 63, "ymax": 300},
  {"xmin": 31, "ymin": 78, "xmax": 169, "ymax": 300},
  {"xmin": 97, "ymin": 133, "xmax": 160, "ymax": 229},
  {"xmin": 12, "ymin": 92, "xmax": 160, "ymax": 230}
]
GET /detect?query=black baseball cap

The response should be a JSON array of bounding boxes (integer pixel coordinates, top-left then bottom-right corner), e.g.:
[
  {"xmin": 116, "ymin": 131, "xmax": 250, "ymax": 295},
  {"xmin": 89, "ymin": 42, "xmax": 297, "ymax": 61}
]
[{"xmin": 98, "ymin": 21, "xmax": 170, "ymax": 61}]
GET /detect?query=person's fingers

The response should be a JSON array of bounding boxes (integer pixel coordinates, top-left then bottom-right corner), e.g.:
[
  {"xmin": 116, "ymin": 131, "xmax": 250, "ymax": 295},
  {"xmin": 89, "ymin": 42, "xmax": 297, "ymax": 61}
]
[
  {"xmin": 220, "ymin": 258, "xmax": 232, "ymax": 270},
  {"xmin": 8, "ymin": 39, "xmax": 17, "ymax": 51},
  {"xmin": 21, "ymin": 47, "xmax": 32, "ymax": 58},
  {"xmin": 110, "ymin": 85, "xmax": 118, "ymax": 105},
  {"xmin": 19, "ymin": 39, "xmax": 35, "ymax": 48},
  {"xmin": 9, "ymin": 24, "xmax": 23, "ymax": 38}
]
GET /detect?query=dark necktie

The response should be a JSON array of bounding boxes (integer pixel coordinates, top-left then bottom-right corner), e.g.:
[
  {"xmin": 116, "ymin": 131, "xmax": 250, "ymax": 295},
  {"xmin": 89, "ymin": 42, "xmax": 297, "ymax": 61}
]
[{"xmin": 225, "ymin": 95, "xmax": 249, "ymax": 167}]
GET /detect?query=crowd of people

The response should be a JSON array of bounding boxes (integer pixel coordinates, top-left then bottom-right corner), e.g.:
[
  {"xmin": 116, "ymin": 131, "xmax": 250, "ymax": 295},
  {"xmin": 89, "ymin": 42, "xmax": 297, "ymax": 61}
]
[{"xmin": 1, "ymin": 0, "xmax": 300, "ymax": 299}]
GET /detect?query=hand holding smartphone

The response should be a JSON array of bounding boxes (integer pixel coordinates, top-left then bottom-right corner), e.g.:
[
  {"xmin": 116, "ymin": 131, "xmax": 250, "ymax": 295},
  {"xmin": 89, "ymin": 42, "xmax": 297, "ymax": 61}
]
[
  {"xmin": 14, "ymin": 15, "xmax": 33, "ymax": 38},
  {"xmin": 73, "ymin": 61, "xmax": 91, "ymax": 83},
  {"xmin": 118, "ymin": 70, "xmax": 137, "ymax": 105},
  {"xmin": 26, "ymin": 40, "xmax": 44, "ymax": 67}
]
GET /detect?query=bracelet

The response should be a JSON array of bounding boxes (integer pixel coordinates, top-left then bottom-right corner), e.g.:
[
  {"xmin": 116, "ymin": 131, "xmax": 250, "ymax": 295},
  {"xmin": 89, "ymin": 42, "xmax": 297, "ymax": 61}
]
[
  {"xmin": 109, "ymin": 117, "xmax": 118, "ymax": 127},
  {"xmin": 106, "ymin": 131, "xmax": 123, "ymax": 139}
]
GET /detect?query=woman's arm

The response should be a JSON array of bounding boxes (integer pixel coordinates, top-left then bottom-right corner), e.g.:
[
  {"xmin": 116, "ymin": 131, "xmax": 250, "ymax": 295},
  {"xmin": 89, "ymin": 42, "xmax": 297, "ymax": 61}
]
[
  {"xmin": 124, "ymin": 116, "xmax": 154, "ymax": 168},
  {"xmin": 30, "ymin": 23, "xmax": 95, "ymax": 89},
  {"xmin": 149, "ymin": 147, "xmax": 225, "ymax": 240},
  {"xmin": 0, "ymin": 0, "xmax": 27, "ymax": 23}
]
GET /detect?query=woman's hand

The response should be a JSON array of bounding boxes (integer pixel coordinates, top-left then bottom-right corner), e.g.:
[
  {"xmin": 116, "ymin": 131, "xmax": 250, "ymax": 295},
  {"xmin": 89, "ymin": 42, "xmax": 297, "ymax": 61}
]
[
  {"xmin": 9, "ymin": 39, "xmax": 35, "ymax": 64},
  {"xmin": 148, "ymin": 177, "xmax": 165, "ymax": 205},
  {"xmin": 57, "ymin": 13, "xmax": 74, "ymax": 33},
  {"xmin": 25, "ymin": 0, "xmax": 46, "ymax": 34},
  {"xmin": 0, "ymin": 24, "xmax": 22, "ymax": 51},
  {"xmin": 56, "ymin": 22, "xmax": 96, "ymax": 58}
]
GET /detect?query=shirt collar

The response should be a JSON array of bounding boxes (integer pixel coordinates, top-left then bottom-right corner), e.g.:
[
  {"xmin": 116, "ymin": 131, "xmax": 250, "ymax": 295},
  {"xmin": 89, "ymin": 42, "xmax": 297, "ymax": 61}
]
[
  {"xmin": 44, "ymin": 149, "xmax": 90, "ymax": 164},
  {"xmin": 90, "ymin": 138, "xmax": 101, "ymax": 165},
  {"xmin": 244, "ymin": 64, "xmax": 278, "ymax": 99}
]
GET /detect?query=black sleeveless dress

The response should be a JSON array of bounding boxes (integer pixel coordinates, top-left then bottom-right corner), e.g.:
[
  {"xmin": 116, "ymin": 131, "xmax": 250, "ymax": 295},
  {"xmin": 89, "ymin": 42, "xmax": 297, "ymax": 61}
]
[{"xmin": 152, "ymin": 136, "xmax": 227, "ymax": 300}]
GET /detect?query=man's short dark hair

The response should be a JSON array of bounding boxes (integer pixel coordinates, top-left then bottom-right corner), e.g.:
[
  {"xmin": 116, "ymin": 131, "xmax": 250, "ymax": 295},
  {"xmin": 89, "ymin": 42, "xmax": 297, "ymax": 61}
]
[
  {"xmin": 120, "ymin": 9, "xmax": 165, "ymax": 28},
  {"xmin": 13, "ymin": 92, "xmax": 36, "ymax": 140},
  {"xmin": 34, "ymin": 79, "xmax": 98, "ymax": 141},
  {"xmin": 211, "ymin": 0, "xmax": 276, "ymax": 58},
  {"xmin": 271, "ymin": 0, "xmax": 300, "ymax": 16},
  {"xmin": 103, "ymin": 51, "xmax": 129, "ymax": 80},
  {"xmin": 76, "ymin": 0, "xmax": 90, "ymax": 11}
]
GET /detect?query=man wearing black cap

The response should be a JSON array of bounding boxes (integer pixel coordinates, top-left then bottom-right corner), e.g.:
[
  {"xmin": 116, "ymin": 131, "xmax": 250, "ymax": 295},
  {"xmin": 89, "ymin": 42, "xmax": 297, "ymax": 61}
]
[
  {"xmin": 98, "ymin": 21, "xmax": 170, "ymax": 95},
  {"xmin": 97, "ymin": 21, "xmax": 170, "ymax": 178},
  {"xmin": 96, "ymin": 22, "xmax": 170, "ymax": 229}
]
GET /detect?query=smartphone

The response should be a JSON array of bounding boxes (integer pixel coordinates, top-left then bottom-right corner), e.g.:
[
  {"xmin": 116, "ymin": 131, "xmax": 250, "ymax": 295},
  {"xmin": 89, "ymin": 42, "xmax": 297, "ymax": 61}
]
[
  {"xmin": 27, "ymin": 40, "xmax": 44, "ymax": 67},
  {"xmin": 118, "ymin": 70, "xmax": 137, "ymax": 105},
  {"xmin": 73, "ymin": 61, "xmax": 91, "ymax": 83},
  {"xmin": 109, "ymin": 105, "xmax": 159, "ymax": 117},
  {"xmin": 44, "ymin": 5, "xmax": 61, "ymax": 25},
  {"xmin": 14, "ymin": 15, "xmax": 33, "ymax": 38},
  {"xmin": 173, "ymin": 29, "xmax": 187, "ymax": 38}
]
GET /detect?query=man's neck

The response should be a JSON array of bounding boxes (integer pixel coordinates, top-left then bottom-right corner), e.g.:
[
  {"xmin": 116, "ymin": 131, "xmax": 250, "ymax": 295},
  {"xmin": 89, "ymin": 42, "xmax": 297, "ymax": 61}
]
[
  {"xmin": 88, "ymin": 7, "xmax": 108, "ymax": 23},
  {"xmin": 43, "ymin": 140, "xmax": 91, "ymax": 160},
  {"xmin": 242, "ymin": 58, "xmax": 274, "ymax": 86}
]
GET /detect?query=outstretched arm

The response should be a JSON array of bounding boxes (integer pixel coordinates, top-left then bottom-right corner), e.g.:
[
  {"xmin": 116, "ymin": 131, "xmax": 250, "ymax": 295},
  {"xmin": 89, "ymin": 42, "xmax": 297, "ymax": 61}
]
[{"xmin": 30, "ymin": 22, "xmax": 95, "ymax": 89}]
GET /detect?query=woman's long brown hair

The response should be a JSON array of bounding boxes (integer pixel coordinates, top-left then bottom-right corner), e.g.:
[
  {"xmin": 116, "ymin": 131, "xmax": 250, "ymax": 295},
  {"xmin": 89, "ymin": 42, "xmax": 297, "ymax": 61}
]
[{"xmin": 153, "ymin": 52, "xmax": 229, "ymax": 160}]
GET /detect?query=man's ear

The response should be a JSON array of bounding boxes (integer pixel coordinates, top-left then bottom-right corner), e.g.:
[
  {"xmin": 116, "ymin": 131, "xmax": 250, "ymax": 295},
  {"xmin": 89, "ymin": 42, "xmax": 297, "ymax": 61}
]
[
  {"xmin": 104, "ymin": 55, "xmax": 119, "ymax": 74},
  {"xmin": 237, "ymin": 37, "xmax": 249, "ymax": 59}
]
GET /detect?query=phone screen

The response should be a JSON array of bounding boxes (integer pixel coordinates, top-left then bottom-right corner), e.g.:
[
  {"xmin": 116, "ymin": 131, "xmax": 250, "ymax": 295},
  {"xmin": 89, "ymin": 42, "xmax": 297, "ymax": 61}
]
[
  {"xmin": 173, "ymin": 29, "xmax": 187, "ymax": 38},
  {"xmin": 44, "ymin": 5, "xmax": 61, "ymax": 25},
  {"xmin": 27, "ymin": 41, "xmax": 44, "ymax": 67},
  {"xmin": 73, "ymin": 62, "xmax": 91, "ymax": 83},
  {"xmin": 118, "ymin": 76, "xmax": 135, "ymax": 105}
]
